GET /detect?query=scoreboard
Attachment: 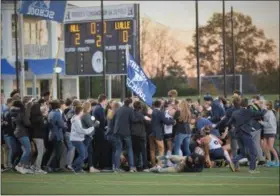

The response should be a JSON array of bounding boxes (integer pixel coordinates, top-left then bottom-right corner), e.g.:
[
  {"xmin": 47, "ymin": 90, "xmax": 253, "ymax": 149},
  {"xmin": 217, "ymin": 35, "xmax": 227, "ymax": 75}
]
[{"xmin": 64, "ymin": 19, "xmax": 135, "ymax": 75}]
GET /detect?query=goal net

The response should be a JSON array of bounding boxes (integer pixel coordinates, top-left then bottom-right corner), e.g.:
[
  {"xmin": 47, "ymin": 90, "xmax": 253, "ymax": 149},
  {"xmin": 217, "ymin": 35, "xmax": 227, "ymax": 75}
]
[{"xmin": 200, "ymin": 74, "xmax": 243, "ymax": 96}]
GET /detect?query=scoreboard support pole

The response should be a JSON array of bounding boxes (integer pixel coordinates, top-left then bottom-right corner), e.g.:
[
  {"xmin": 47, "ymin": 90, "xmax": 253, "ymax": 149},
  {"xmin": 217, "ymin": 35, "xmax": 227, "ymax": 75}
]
[
  {"xmin": 100, "ymin": 0, "xmax": 107, "ymax": 96},
  {"xmin": 108, "ymin": 75, "xmax": 112, "ymax": 100}
]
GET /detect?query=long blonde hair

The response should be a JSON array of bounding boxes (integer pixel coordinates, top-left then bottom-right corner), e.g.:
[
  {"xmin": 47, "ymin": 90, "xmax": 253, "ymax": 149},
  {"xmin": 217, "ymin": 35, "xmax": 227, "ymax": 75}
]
[
  {"xmin": 178, "ymin": 100, "xmax": 191, "ymax": 123},
  {"xmin": 82, "ymin": 101, "xmax": 92, "ymax": 114}
]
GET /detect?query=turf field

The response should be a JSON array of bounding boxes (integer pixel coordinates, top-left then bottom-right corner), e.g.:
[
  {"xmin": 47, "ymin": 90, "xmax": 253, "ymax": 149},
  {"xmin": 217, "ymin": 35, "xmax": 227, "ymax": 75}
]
[{"xmin": 1, "ymin": 167, "xmax": 279, "ymax": 195}]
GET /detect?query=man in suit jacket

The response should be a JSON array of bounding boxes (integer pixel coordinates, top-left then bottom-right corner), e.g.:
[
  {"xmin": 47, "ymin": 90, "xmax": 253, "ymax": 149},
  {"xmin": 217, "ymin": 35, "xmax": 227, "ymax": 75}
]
[
  {"xmin": 47, "ymin": 100, "xmax": 67, "ymax": 171},
  {"xmin": 225, "ymin": 97, "xmax": 264, "ymax": 173},
  {"xmin": 204, "ymin": 95, "xmax": 225, "ymax": 124},
  {"xmin": 111, "ymin": 98, "xmax": 149, "ymax": 172},
  {"xmin": 92, "ymin": 94, "xmax": 107, "ymax": 169},
  {"xmin": 149, "ymin": 100, "xmax": 175, "ymax": 166}
]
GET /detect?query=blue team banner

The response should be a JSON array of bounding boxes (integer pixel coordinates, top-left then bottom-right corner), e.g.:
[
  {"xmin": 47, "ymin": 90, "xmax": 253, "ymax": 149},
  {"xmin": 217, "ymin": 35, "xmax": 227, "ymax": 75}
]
[
  {"xmin": 19, "ymin": 0, "xmax": 67, "ymax": 23},
  {"xmin": 126, "ymin": 46, "xmax": 156, "ymax": 107}
]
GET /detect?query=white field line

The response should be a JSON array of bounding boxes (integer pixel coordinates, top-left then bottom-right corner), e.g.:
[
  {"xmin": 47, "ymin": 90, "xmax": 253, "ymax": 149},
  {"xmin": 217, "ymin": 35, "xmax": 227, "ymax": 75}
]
[
  {"xmin": 2, "ymin": 180, "xmax": 279, "ymax": 187},
  {"xmin": 2, "ymin": 173, "xmax": 279, "ymax": 180}
]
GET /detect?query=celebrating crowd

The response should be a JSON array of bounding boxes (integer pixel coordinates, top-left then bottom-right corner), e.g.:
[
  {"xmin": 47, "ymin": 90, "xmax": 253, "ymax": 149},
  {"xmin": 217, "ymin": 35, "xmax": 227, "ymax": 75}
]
[{"xmin": 1, "ymin": 89, "xmax": 279, "ymax": 174}]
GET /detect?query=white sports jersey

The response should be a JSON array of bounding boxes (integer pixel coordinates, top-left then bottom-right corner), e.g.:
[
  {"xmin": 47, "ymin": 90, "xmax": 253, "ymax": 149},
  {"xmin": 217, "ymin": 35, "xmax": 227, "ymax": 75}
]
[
  {"xmin": 164, "ymin": 111, "xmax": 173, "ymax": 134},
  {"xmin": 208, "ymin": 134, "xmax": 221, "ymax": 150}
]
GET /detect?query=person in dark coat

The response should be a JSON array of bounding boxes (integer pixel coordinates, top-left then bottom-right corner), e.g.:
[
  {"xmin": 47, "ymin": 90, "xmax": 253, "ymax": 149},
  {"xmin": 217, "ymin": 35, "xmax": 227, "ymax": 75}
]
[
  {"xmin": 131, "ymin": 101, "xmax": 150, "ymax": 171},
  {"xmin": 10, "ymin": 100, "xmax": 33, "ymax": 174},
  {"xmin": 204, "ymin": 95, "xmax": 225, "ymax": 124},
  {"xmin": 225, "ymin": 97, "xmax": 265, "ymax": 173},
  {"xmin": 46, "ymin": 100, "xmax": 67, "ymax": 171},
  {"xmin": 248, "ymin": 95, "xmax": 266, "ymax": 165},
  {"xmin": 149, "ymin": 100, "xmax": 175, "ymax": 167},
  {"xmin": 92, "ymin": 94, "xmax": 107, "ymax": 169},
  {"xmin": 30, "ymin": 99, "xmax": 48, "ymax": 174},
  {"xmin": 111, "ymin": 98, "xmax": 148, "ymax": 172},
  {"xmin": 107, "ymin": 101, "xmax": 121, "ymax": 170}
]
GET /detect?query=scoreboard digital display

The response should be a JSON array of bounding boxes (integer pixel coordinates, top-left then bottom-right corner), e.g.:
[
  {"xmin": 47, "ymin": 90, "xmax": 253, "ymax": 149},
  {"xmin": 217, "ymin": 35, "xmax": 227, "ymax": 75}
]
[{"xmin": 64, "ymin": 19, "xmax": 135, "ymax": 75}]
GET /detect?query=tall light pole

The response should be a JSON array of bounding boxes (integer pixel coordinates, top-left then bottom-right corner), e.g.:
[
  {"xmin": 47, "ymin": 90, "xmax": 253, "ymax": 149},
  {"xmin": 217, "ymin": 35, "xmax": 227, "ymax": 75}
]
[
  {"xmin": 14, "ymin": 0, "xmax": 20, "ymax": 91},
  {"xmin": 231, "ymin": 6, "xmax": 236, "ymax": 92},
  {"xmin": 222, "ymin": 0, "xmax": 227, "ymax": 98},
  {"xmin": 101, "ymin": 0, "xmax": 106, "ymax": 96},
  {"xmin": 195, "ymin": 0, "xmax": 201, "ymax": 103}
]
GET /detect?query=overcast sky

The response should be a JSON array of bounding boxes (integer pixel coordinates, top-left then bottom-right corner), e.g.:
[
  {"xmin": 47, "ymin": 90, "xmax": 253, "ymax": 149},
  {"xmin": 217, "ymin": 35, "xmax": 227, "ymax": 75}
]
[{"xmin": 70, "ymin": 1, "xmax": 279, "ymax": 51}]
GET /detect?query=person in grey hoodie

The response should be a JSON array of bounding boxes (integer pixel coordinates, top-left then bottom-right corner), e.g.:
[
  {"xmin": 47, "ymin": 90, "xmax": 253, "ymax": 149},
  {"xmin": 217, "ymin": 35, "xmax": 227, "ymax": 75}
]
[
  {"xmin": 81, "ymin": 101, "xmax": 100, "ymax": 173},
  {"xmin": 259, "ymin": 101, "xmax": 279, "ymax": 167},
  {"xmin": 70, "ymin": 105, "xmax": 95, "ymax": 173}
]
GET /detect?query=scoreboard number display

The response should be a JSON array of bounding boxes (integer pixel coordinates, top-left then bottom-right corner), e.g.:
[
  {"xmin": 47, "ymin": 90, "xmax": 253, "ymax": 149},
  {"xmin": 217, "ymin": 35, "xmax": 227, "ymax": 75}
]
[{"xmin": 64, "ymin": 19, "xmax": 135, "ymax": 75}]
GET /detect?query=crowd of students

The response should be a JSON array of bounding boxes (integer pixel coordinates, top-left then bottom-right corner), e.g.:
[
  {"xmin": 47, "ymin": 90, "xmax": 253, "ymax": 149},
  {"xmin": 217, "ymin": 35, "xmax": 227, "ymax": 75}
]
[{"xmin": 1, "ymin": 89, "xmax": 279, "ymax": 174}]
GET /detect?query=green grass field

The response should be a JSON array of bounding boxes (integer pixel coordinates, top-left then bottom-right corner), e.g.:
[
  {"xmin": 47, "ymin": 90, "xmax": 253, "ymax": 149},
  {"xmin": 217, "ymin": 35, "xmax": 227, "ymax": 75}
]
[{"xmin": 1, "ymin": 167, "xmax": 279, "ymax": 195}]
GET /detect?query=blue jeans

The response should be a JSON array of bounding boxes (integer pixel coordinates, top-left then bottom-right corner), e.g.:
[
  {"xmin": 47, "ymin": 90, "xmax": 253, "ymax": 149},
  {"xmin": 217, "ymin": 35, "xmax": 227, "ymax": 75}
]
[
  {"xmin": 72, "ymin": 141, "xmax": 87, "ymax": 171},
  {"xmin": 18, "ymin": 136, "xmax": 31, "ymax": 166},
  {"xmin": 107, "ymin": 134, "xmax": 116, "ymax": 170},
  {"xmin": 233, "ymin": 131, "xmax": 257, "ymax": 170},
  {"xmin": 83, "ymin": 135, "xmax": 94, "ymax": 167},
  {"xmin": 64, "ymin": 132, "xmax": 75, "ymax": 166},
  {"xmin": 114, "ymin": 134, "xmax": 134, "ymax": 170},
  {"xmin": 173, "ymin": 133, "xmax": 191, "ymax": 156},
  {"xmin": 4, "ymin": 135, "xmax": 17, "ymax": 167}
]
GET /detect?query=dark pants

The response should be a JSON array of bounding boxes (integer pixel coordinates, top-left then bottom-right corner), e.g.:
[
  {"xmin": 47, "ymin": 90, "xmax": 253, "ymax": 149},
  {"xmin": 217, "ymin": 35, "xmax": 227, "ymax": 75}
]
[
  {"xmin": 233, "ymin": 131, "xmax": 257, "ymax": 170},
  {"xmin": 132, "ymin": 135, "xmax": 148, "ymax": 169},
  {"xmin": 72, "ymin": 141, "xmax": 87, "ymax": 172},
  {"xmin": 42, "ymin": 140, "xmax": 53, "ymax": 167},
  {"xmin": 108, "ymin": 135, "xmax": 116, "ymax": 169},
  {"xmin": 114, "ymin": 134, "xmax": 134, "ymax": 170},
  {"xmin": 103, "ymin": 135, "xmax": 113, "ymax": 169},
  {"xmin": 84, "ymin": 135, "xmax": 94, "ymax": 168},
  {"xmin": 93, "ymin": 132, "xmax": 106, "ymax": 169},
  {"xmin": 47, "ymin": 140, "xmax": 63, "ymax": 169}
]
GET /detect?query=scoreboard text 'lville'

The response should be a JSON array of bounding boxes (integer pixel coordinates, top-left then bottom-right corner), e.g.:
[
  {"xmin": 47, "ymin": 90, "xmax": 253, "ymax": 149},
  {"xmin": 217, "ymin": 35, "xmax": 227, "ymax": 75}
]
[{"xmin": 68, "ymin": 21, "xmax": 131, "ymax": 46}]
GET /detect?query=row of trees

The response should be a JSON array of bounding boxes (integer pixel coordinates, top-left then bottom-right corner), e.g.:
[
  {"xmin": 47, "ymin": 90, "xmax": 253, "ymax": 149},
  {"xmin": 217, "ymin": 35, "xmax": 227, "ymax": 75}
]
[
  {"xmin": 140, "ymin": 11, "xmax": 279, "ymax": 95},
  {"xmin": 79, "ymin": 11, "xmax": 279, "ymax": 99}
]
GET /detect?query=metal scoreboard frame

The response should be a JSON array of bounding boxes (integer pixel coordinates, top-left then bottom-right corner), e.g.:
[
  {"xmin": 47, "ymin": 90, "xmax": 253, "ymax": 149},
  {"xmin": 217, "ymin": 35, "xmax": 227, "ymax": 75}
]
[{"xmin": 64, "ymin": 4, "xmax": 140, "ymax": 76}]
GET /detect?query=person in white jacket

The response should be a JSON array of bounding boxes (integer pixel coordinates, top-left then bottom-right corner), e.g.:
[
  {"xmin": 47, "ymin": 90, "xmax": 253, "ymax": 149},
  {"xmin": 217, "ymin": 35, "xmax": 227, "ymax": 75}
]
[
  {"xmin": 260, "ymin": 101, "xmax": 279, "ymax": 167},
  {"xmin": 70, "ymin": 106, "xmax": 95, "ymax": 173}
]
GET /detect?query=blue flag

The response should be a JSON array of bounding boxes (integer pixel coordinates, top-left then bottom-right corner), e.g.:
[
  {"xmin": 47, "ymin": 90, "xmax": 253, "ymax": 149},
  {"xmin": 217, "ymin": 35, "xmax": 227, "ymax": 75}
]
[
  {"xmin": 19, "ymin": 0, "xmax": 67, "ymax": 23},
  {"xmin": 126, "ymin": 46, "xmax": 156, "ymax": 107}
]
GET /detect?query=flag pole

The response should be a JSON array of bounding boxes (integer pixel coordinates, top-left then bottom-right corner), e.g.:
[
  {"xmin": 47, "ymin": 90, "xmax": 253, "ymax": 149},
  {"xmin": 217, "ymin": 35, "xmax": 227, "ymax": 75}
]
[
  {"xmin": 14, "ymin": 0, "xmax": 20, "ymax": 91},
  {"xmin": 18, "ymin": 2, "xmax": 25, "ymax": 100},
  {"xmin": 54, "ymin": 38, "xmax": 62, "ymax": 99}
]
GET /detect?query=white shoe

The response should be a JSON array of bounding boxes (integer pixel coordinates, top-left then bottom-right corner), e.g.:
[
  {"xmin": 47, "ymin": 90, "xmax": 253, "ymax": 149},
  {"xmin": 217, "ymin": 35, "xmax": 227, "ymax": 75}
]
[
  {"xmin": 30, "ymin": 165, "xmax": 36, "ymax": 171},
  {"xmin": 34, "ymin": 169, "xmax": 47, "ymax": 174},
  {"xmin": 150, "ymin": 165, "xmax": 161, "ymax": 172},
  {"xmin": 142, "ymin": 169, "xmax": 150, "ymax": 172},
  {"xmin": 25, "ymin": 168, "xmax": 35, "ymax": 174},
  {"xmin": 89, "ymin": 167, "xmax": 100, "ymax": 173},
  {"xmin": 239, "ymin": 158, "xmax": 248, "ymax": 164},
  {"xmin": 248, "ymin": 169, "xmax": 260, "ymax": 174},
  {"xmin": 15, "ymin": 165, "xmax": 27, "ymax": 174}
]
